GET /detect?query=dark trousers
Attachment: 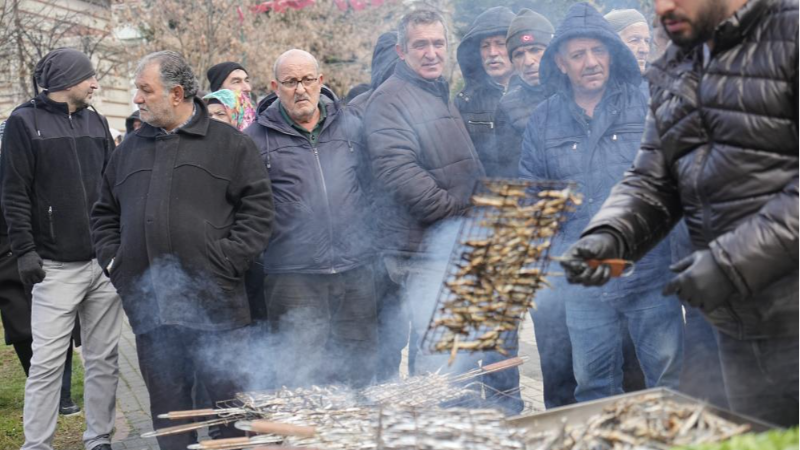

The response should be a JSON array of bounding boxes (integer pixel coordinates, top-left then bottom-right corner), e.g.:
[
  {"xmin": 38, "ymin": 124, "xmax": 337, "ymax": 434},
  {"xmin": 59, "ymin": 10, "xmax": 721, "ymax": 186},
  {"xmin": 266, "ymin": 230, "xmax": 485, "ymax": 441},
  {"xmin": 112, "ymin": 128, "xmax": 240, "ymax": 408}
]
[
  {"xmin": 530, "ymin": 296, "xmax": 577, "ymax": 409},
  {"xmin": 716, "ymin": 332, "xmax": 798, "ymax": 427},
  {"xmin": 680, "ymin": 307, "xmax": 728, "ymax": 408},
  {"xmin": 135, "ymin": 325, "xmax": 249, "ymax": 450},
  {"xmin": 374, "ymin": 259, "xmax": 409, "ymax": 382},
  {"xmin": 266, "ymin": 264, "xmax": 378, "ymax": 388},
  {"xmin": 13, "ymin": 338, "xmax": 74, "ymax": 400}
]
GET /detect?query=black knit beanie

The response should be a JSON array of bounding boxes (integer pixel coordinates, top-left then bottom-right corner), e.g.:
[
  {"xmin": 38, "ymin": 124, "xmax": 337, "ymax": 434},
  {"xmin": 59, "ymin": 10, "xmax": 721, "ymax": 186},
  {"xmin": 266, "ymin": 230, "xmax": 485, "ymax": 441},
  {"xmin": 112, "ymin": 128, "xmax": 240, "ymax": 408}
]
[
  {"xmin": 34, "ymin": 48, "xmax": 95, "ymax": 93},
  {"xmin": 506, "ymin": 9, "xmax": 555, "ymax": 59},
  {"xmin": 207, "ymin": 62, "xmax": 247, "ymax": 92}
]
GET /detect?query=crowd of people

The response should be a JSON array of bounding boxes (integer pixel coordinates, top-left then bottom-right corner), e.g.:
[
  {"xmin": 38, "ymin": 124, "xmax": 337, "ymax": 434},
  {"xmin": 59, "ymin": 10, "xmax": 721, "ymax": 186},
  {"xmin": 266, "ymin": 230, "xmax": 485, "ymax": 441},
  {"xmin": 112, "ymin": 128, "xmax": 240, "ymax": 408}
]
[{"xmin": 0, "ymin": 0, "xmax": 796, "ymax": 449}]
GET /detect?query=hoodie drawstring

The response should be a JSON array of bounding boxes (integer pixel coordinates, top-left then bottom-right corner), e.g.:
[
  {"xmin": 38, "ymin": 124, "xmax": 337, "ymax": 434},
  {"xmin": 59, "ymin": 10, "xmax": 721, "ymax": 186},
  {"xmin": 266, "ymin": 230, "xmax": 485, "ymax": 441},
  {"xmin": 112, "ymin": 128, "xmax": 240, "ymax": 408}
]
[
  {"xmin": 263, "ymin": 128, "xmax": 271, "ymax": 169},
  {"xmin": 30, "ymin": 100, "xmax": 41, "ymax": 137}
]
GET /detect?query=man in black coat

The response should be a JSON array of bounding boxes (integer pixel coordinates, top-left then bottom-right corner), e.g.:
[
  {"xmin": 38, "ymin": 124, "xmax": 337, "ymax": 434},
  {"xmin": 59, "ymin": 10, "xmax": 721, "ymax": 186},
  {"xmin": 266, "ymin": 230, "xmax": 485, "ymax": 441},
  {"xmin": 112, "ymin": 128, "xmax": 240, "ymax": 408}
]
[
  {"xmin": 91, "ymin": 51, "xmax": 274, "ymax": 448},
  {"xmin": 563, "ymin": 0, "xmax": 798, "ymax": 426},
  {"xmin": 2, "ymin": 48, "xmax": 122, "ymax": 450},
  {"xmin": 455, "ymin": 6, "xmax": 515, "ymax": 176}
]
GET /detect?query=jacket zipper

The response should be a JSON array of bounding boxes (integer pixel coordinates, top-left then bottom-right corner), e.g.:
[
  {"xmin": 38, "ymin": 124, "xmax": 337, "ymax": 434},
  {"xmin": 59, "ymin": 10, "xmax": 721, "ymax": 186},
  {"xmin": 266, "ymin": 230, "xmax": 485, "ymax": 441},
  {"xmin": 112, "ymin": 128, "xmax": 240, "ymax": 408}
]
[
  {"xmin": 313, "ymin": 146, "xmax": 337, "ymax": 274},
  {"xmin": 48, "ymin": 206, "xmax": 56, "ymax": 241},
  {"xmin": 693, "ymin": 51, "xmax": 744, "ymax": 334}
]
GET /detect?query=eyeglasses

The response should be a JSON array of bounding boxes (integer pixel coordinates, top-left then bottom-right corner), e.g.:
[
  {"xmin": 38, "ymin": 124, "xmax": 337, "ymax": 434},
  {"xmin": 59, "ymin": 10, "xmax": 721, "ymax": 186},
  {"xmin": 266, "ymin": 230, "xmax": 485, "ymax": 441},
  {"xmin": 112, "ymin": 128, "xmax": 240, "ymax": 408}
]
[{"xmin": 278, "ymin": 76, "xmax": 319, "ymax": 89}]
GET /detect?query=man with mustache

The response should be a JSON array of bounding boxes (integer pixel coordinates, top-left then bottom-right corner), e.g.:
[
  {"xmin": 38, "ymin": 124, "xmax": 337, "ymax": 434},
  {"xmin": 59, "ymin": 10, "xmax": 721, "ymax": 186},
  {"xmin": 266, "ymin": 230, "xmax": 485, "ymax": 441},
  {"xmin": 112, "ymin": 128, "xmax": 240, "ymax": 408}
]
[
  {"xmin": 1, "ymin": 48, "xmax": 122, "ymax": 450},
  {"xmin": 364, "ymin": 9, "xmax": 485, "ymax": 383},
  {"xmin": 561, "ymin": 0, "xmax": 798, "ymax": 426},
  {"xmin": 493, "ymin": 9, "xmax": 555, "ymax": 178},
  {"xmin": 92, "ymin": 51, "xmax": 274, "ymax": 449},
  {"xmin": 244, "ymin": 49, "xmax": 377, "ymax": 388},
  {"xmin": 454, "ymin": 7, "xmax": 515, "ymax": 176},
  {"xmin": 519, "ymin": 3, "xmax": 684, "ymax": 403},
  {"xmin": 605, "ymin": 9, "xmax": 651, "ymax": 76}
]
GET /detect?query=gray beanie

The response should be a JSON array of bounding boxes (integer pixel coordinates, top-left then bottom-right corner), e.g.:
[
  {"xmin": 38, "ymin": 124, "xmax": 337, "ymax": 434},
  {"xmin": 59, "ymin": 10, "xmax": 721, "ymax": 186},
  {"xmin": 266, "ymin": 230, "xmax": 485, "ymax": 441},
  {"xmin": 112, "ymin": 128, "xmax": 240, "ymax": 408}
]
[
  {"xmin": 506, "ymin": 9, "xmax": 555, "ymax": 59},
  {"xmin": 34, "ymin": 48, "xmax": 95, "ymax": 93},
  {"xmin": 604, "ymin": 9, "xmax": 648, "ymax": 33}
]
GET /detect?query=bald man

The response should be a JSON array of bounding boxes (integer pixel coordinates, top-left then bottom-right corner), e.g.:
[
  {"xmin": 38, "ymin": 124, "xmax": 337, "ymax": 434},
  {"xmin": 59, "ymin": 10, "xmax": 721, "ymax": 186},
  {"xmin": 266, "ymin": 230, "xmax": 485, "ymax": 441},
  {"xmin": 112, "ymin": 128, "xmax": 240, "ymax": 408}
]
[{"xmin": 244, "ymin": 50, "xmax": 377, "ymax": 388}]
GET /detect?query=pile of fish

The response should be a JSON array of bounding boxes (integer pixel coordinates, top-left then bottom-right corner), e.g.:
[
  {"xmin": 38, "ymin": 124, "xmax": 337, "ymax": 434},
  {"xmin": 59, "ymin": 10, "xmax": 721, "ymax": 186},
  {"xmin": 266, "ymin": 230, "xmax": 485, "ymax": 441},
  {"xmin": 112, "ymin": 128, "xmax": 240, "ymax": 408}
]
[
  {"xmin": 233, "ymin": 407, "xmax": 527, "ymax": 450},
  {"xmin": 525, "ymin": 393, "xmax": 753, "ymax": 450},
  {"xmin": 426, "ymin": 181, "xmax": 581, "ymax": 357},
  {"xmin": 144, "ymin": 358, "xmax": 527, "ymax": 448}
]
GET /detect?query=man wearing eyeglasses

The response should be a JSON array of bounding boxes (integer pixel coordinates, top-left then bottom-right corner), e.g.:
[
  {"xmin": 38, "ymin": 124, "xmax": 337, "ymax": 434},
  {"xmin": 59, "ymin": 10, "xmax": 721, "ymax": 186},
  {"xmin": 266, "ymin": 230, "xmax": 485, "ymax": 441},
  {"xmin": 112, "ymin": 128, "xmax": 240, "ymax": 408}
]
[{"xmin": 244, "ymin": 49, "xmax": 377, "ymax": 388}]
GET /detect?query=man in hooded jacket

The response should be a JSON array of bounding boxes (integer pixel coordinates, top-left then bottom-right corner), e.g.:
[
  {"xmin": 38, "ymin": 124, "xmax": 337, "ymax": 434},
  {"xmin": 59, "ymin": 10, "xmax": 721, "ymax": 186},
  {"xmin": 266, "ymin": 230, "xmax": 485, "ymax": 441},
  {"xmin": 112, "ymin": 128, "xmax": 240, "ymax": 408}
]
[
  {"xmin": 455, "ymin": 6, "xmax": 515, "ymax": 176},
  {"xmin": 563, "ymin": 0, "xmax": 798, "ymax": 426},
  {"xmin": 519, "ymin": 3, "xmax": 683, "ymax": 403},
  {"xmin": 2, "ymin": 48, "xmax": 122, "ymax": 450},
  {"xmin": 492, "ymin": 9, "xmax": 555, "ymax": 178}
]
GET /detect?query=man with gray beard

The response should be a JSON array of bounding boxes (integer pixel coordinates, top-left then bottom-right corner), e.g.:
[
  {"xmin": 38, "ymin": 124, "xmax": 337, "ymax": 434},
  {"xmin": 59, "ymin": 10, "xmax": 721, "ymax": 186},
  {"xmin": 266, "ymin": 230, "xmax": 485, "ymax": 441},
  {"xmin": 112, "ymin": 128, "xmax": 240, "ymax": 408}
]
[
  {"xmin": 91, "ymin": 51, "xmax": 274, "ymax": 449},
  {"xmin": 2, "ymin": 47, "xmax": 121, "ymax": 450}
]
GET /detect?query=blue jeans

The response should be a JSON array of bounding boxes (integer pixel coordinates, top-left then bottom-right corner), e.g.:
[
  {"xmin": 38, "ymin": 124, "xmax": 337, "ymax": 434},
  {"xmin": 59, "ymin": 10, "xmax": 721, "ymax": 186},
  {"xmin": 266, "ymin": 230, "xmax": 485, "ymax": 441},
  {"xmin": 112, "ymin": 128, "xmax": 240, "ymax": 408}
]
[
  {"xmin": 566, "ymin": 287, "xmax": 684, "ymax": 402},
  {"xmin": 529, "ymin": 285, "xmax": 577, "ymax": 409}
]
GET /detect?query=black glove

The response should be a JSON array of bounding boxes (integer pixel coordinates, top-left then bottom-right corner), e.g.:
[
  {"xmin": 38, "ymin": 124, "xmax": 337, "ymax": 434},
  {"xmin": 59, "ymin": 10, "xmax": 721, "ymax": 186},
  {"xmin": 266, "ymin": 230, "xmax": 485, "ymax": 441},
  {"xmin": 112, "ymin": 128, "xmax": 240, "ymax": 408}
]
[
  {"xmin": 17, "ymin": 251, "xmax": 45, "ymax": 286},
  {"xmin": 662, "ymin": 249, "xmax": 735, "ymax": 312},
  {"xmin": 560, "ymin": 233, "xmax": 622, "ymax": 287}
]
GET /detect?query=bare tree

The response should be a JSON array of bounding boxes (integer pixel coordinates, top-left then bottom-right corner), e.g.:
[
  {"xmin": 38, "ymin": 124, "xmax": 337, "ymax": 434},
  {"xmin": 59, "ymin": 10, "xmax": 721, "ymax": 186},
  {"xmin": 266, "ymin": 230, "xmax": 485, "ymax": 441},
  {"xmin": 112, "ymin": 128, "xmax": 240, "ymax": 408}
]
[
  {"xmin": 0, "ymin": 0, "xmax": 120, "ymax": 103},
  {"xmin": 115, "ymin": 0, "xmax": 413, "ymax": 97}
]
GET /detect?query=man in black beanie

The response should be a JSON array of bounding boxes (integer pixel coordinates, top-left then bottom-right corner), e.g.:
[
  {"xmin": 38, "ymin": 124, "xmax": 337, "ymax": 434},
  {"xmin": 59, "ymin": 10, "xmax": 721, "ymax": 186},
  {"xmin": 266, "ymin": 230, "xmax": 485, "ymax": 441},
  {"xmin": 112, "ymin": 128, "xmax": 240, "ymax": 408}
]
[
  {"xmin": 207, "ymin": 61, "xmax": 251, "ymax": 96},
  {"xmin": 493, "ymin": 8, "xmax": 554, "ymax": 178},
  {"xmin": 2, "ymin": 47, "xmax": 121, "ymax": 450}
]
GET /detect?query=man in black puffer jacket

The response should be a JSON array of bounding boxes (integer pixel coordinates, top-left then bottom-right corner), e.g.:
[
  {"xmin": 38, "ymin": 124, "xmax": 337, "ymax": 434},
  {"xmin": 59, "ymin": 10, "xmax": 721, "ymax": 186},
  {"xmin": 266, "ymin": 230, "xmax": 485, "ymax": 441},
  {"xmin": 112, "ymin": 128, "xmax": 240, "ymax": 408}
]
[
  {"xmin": 245, "ymin": 49, "xmax": 377, "ymax": 389},
  {"xmin": 564, "ymin": 0, "xmax": 798, "ymax": 426},
  {"xmin": 455, "ymin": 7, "xmax": 515, "ymax": 176},
  {"xmin": 364, "ymin": 10, "xmax": 485, "ymax": 381}
]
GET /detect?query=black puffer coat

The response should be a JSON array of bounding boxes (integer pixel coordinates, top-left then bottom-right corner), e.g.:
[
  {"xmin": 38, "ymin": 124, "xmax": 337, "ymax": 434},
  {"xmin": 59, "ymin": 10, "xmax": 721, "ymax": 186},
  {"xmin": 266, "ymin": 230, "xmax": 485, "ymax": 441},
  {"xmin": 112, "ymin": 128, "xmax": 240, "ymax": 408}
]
[
  {"xmin": 364, "ymin": 62, "xmax": 485, "ymax": 254},
  {"xmin": 584, "ymin": 0, "xmax": 798, "ymax": 339},
  {"xmin": 492, "ymin": 78, "xmax": 552, "ymax": 177},
  {"xmin": 455, "ymin": 7, "xmax": 515, "ymax": 174}
]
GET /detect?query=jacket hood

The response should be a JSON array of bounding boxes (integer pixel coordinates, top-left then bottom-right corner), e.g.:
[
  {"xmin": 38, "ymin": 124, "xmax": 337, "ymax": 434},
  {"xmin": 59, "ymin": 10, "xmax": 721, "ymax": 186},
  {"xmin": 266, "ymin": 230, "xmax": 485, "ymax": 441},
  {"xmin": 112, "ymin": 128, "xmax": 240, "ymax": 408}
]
[
  {"xmin": 540, "ymin": 3, "xmax": 642, "ymax": 89},
  {"xmin": 125, "ymin": 109, "xmax": 140, "ymax": 134},
  {"xmin": 457, "ymin": 6, "xmax": 515, "ymax": 87},
  {"xmin": 255, "ymin": 85, "xmax": 339, "ymax": 127},
  {"xmin": 371, "ymin": 32, "xmax": 400, "ymax": 89}
]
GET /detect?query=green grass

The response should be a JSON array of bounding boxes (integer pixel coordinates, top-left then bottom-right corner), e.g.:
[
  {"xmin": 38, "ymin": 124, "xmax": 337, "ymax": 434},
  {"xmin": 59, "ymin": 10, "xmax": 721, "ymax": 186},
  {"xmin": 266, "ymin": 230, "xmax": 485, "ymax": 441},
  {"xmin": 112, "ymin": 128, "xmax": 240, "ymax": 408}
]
[{"xmin": 0, "ymin": 320, "xmax": 87, "ymax": 450}]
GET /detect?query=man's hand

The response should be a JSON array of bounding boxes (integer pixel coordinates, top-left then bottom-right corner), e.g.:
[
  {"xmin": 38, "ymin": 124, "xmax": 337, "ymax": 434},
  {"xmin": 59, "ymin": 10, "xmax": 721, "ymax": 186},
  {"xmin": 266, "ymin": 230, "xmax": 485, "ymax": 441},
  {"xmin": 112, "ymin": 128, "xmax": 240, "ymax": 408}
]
[
  {"xmin": 17, "ymin": 251, "xmax": 45, "ymax": 286},
  {"xmin": 560, "ymin": 233, "xmax": 622, "ymax": 286},
  {"xmin": 662, "ymin": 250, "xmax": 735, "ymax": 312}
]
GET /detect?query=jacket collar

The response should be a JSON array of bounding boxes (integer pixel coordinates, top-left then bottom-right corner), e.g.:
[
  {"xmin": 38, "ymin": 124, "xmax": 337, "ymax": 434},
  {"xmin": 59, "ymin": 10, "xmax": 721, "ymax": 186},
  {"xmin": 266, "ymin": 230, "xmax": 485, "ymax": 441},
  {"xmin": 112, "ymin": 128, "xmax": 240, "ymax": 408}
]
[
  {"xmin": 136, "ymin": 97, "xmax": 209, "ymax": 138},
  {"xmin": 256, "ymin": 87, "xmax": 341, "ymax": 136},
  {"xmin": 394, "ymin": 61, "xmax": 451, "ymax": 103},
  {"xmin": 713, "ymin": 0, "xmax": 769, "ymax": 53},
  {"xmin": 32, "ymin": 92, "xmax": 88, "ymax": 116}
]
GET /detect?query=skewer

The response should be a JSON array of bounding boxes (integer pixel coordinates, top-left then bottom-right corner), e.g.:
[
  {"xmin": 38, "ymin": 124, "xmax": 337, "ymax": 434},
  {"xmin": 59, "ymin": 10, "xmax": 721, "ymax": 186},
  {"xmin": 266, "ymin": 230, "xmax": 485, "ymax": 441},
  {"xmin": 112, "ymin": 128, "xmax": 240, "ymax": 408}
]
[
  {"xmin": 141, "ymin": 418, "xmax": 233, "ymax": 438},
  {"xmin": 235, "ymin": 420, "xmax": 316, "ymax": 437},
  {"xmin": 157, "ymin": 408, "xmax": 246, "ymax": 419}
]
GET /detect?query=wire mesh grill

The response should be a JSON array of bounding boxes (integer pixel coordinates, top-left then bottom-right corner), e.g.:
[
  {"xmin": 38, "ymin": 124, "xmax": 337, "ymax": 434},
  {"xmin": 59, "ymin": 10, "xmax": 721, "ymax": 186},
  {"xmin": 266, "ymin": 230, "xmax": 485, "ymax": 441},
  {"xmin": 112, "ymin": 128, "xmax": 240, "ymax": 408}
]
[{"xmin": 421, "ymin": 178, "xmax": 581, "ymax": 357}]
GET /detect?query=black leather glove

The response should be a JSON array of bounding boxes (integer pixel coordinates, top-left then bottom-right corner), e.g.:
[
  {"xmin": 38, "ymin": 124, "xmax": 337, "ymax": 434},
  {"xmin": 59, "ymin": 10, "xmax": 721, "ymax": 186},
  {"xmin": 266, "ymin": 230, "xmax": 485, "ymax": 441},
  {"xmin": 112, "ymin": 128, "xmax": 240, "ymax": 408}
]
[
  {"xmin": 662, "ymin": 249, "xmax": 735, "ymax": 312},
  {"xmin": 560, "ymin": 233, "xmax": 622, "ymax": 287},
  {"xmin": 17, "ymin": 251, "xmax": 45, "ymax": 286}
]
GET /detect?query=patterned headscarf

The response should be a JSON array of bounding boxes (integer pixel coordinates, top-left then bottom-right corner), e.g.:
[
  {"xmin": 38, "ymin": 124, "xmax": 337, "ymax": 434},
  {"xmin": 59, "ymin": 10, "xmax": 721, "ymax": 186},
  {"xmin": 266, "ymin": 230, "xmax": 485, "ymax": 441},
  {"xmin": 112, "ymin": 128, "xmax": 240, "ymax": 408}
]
[{"xmin": 231, "ymin": 90, "xmax": 256, "ymax": 131}]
